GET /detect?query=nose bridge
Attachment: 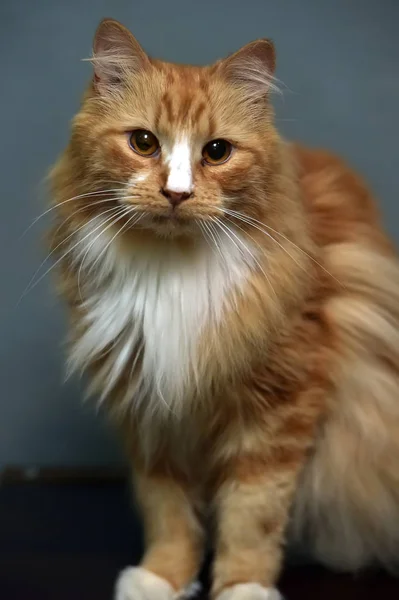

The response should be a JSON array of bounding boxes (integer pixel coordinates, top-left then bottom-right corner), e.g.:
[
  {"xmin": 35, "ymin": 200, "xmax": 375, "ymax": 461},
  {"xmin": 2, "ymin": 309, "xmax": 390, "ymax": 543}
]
[{"xmin": 164, "ymin": 137, "xmax": 193, "ymax": 194}]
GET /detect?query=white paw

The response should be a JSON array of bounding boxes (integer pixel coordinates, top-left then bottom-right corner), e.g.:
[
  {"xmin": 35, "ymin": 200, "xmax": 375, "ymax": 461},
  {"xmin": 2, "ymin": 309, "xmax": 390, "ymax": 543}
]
[
  {"xmin": 177, "ymin": 581, "xmax": 203, "ymax": 599},
  {"xmin": 114, "ymin": 567, "xmax": 175, "ymax": 600},
  {"xmin": 216, "ymin": 583, "xmax": 283, "ymax": 600}
]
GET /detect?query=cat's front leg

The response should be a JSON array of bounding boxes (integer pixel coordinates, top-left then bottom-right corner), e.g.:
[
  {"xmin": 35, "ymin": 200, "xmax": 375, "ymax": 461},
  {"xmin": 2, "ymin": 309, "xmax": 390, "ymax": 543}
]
[
  {"xmin": 211, "ymin": 446, "xmax": 308, "ymax": 600},
  {"xmin": 115, "ymin": 469, "xmax": 204, "ymax": 600}
]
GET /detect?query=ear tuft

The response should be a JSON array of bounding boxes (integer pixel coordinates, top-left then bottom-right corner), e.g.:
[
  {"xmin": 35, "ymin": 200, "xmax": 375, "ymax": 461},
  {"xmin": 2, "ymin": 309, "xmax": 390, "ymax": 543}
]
[
  {"xmin": 219, "ymin": 39, "xmax": 278, "ymax": 100},
  {"xmin": 88, "ymin": 18, "xmax": 149, "ymax": 94}
]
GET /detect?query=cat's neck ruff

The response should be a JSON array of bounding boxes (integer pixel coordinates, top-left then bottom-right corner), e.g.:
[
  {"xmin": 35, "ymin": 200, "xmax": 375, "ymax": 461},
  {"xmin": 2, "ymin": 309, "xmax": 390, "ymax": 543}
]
[{"xmin": 68, "ymin": 219, "xmax": 256, "ymax": 418}]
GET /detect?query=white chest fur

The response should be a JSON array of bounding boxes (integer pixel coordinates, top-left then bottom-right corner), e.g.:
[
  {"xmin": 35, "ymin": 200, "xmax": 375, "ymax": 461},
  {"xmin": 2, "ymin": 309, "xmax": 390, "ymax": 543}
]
[{"xmin": 68, "ymin": 219, "xmax": 255, "ymax": 417}]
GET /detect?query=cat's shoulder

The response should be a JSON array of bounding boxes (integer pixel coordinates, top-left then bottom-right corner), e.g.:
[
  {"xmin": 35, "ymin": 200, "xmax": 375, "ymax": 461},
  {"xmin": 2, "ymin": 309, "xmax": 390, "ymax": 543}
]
[{"xmin": 290, "ymin": 142, "xmax": 391, "ymax": 251}]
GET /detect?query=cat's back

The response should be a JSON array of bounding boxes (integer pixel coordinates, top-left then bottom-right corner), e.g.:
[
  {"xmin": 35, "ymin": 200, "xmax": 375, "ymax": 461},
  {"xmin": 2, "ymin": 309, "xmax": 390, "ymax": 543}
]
[
  {"xmin": 290, "ymin": 143, "xmax": 399, "ymax": 572},
  {"xmin": 292, "ymin": 143, "xmax": 395, "ymax": 255}
]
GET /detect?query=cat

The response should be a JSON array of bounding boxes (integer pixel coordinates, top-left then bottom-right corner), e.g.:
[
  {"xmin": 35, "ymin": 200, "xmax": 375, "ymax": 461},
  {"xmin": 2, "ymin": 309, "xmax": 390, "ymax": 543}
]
[{"xmin": 49, "ymin": 18, "xmax": 399, "ymax": 600}]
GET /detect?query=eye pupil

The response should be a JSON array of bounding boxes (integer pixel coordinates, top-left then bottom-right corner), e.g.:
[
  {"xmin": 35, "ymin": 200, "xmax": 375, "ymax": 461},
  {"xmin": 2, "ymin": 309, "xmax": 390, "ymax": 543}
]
[
  {"xmin": 202, "ymin": 139, "xmax": 232, "ymax": 165},
  {"xmin": 129, "ymin": 130, "xmax": 159, "ymax": 156},
  {"xmin": 136, "ymin": 131, "xmax": 151, "ymax": 151},
  {"xmin": 209, "ymin": 140, "xmax": 226, "ymax": 160}
]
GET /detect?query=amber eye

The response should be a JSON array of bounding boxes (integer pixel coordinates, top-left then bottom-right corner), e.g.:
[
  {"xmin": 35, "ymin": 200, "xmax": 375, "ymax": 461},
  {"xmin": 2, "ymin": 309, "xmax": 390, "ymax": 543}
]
[
  {"xmin": 129, "ymin": 130, "xmax": 159, "ymax": 156},
  {"xmin": 202, "ymin": 139, "xmax": 232, "ymax": 165}
]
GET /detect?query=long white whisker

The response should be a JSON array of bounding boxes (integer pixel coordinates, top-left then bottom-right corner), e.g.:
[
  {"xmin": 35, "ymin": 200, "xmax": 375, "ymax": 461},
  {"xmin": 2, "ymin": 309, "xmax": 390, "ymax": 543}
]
[
  {"xmin": 77, "ymin": 207, "xmax": 135, "ymax": 299},
  {"xmin": 26, "ymin": 195, "xmax": 142, "ymax": 298},
  {"xmin": 218, "ymin": 207, "xmax": 307, "ymax": 274},
  {"xmin": 18, "ymin": 208, "xmax": 127, "ymax": 302},
  {"xmin": 222, "ymin": 215, "xmax": 279, "ymax": 301},
  {"xmin": 21, "ymin": 205, "xmax": 124, "ymax": 303},
  {"xmin": 82, "ymin": 207, "xmax": 143, "ymax": 298},
  {"xmin": 47, "ymin": 197, "xmax": 127, "ymax": 248},
  {"xmin": 47, "ymin": 194, "xmax": 141, "ymax": 246},
  {"xmin": 51, "ymin": 202, "xmax": 126, "ymax": 252},
  {"xmin": 211, "ymin": 217, "xmax": 246, "ymax": 258},
  {"xmin": 212, "ymin": 217, "xmax": 278, "ymax": 302},
  {"xmin": 50, "ymin": 197, "xmax": 126, "ymax": 233},
  {"xmin": 198, "ymin": 220, "xmax": 221, "ymax": 264},
  {"xmin": 221, "ymin": 207, "xmax": 342, "ymax": 286},
  {"xmin": 202, "ymin": 220, "xmax": 225, "ymax": 262},
  {"xmin": 20, "ymin": 188, "xmax": 126, "ymax": 238},
  {"xmin": 87, "ymin": 209, "xmax": 141, "ymax": 277},
  {"xmin": 208, "ymin": 220, "xmax": 225, "ymax": 255},
  {"xmin": 196, "ymin": 220, "xmax": 211, "ymax": 250},
  {"xmin": 78, "ymin": 209, "xmax": 143, "ymax": 301}
]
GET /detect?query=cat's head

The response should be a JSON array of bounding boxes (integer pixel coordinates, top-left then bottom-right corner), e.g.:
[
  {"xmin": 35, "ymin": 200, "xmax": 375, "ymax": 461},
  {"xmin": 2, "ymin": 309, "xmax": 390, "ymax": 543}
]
[{"xmin": 61, "ymin": 19, "xmax": 282, "ymax": 239}]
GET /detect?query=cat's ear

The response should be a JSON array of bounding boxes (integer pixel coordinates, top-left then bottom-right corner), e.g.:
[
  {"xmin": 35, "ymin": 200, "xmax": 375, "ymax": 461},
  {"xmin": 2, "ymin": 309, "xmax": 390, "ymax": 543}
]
[
  {"xmin": 218, "ymin": 39, "xmax": 277, "ymax": 99},
  {"xmin": 90, "ymin": 19, "xmax": 150, "ymax": 94}
]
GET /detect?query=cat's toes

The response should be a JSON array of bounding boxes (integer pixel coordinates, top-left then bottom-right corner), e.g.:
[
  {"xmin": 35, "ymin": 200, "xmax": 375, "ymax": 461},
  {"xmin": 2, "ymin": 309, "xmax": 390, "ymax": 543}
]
[
  {"xmin": 177, "ymin": 581, "xmax": 203, "ymax": 599},
  {"xmin": 216, "ymin": 583, "xmax": 283, "ymax": 600},
  {"xmin": 114, "ymin": 567, "xmax": 175, "ymax": 600}
]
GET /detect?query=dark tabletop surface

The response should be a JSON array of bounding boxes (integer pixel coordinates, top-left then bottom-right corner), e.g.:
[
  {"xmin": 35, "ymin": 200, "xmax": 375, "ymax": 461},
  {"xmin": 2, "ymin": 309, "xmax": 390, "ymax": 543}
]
[{"xmin": 1, "ymin": 474, "xmax": 398, "ymax": 600}]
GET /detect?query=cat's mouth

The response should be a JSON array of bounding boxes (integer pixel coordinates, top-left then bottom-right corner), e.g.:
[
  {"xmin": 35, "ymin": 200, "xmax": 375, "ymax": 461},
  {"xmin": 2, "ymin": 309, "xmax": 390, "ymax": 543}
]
[
  {"xmin": 152, "ymin": 214, "xmax": 183, "ymax": 223},
  {"xmin": 141, "ymin": 209, "xmax": 200, "ymax": 238}
]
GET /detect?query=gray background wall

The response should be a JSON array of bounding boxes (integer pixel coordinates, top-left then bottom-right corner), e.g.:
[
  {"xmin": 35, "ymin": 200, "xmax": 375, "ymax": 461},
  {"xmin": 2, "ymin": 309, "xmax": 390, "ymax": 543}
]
[{"xmin": 1, "ymin": 0, "xmax": 398, "ymax": 468}]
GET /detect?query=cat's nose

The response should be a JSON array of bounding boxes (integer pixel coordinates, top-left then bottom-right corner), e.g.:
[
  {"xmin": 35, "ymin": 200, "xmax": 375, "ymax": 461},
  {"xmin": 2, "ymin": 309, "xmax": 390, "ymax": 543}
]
[{"xmin": 161, "ymin": 188, "xmax": 193, "ymax": 207}]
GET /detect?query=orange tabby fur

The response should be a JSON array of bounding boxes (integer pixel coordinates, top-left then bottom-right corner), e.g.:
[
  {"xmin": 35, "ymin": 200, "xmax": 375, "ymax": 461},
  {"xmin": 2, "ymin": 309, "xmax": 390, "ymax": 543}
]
[{"xmin": 49, "ymin": 18, "xmax": 399, "ymax": 600}]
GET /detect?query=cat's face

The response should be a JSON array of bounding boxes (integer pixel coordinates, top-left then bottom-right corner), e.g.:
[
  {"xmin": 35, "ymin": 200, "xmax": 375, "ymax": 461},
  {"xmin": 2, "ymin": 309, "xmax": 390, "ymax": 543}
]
[{"xmin": 69, "ymin": 19, "xmax": 278, "ymax": 238}]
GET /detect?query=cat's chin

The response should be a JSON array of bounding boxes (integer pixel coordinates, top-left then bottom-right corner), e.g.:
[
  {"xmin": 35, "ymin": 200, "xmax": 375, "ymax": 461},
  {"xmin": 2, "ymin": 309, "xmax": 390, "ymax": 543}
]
[{"xmin": 140, "ymin": 213, "xmax": 201, "ymax": 239}]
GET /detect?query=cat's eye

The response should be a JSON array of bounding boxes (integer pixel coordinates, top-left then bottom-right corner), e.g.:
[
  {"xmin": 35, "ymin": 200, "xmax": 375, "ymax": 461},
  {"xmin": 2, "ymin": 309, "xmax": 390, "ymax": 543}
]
[
  {"xmin": 202, "ymin": 139, "xmax": 232, "ymax": 165},
  {"xmin": 129, "ymin": 130, "xmax": 159, "ymax": 157}
]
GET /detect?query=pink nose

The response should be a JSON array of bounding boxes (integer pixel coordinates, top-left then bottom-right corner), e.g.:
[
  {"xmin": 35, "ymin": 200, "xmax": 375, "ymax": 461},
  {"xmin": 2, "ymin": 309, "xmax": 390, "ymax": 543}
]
[{"xmin": 161, "ymin": 188, "xmax": 192, "ymax": 207}]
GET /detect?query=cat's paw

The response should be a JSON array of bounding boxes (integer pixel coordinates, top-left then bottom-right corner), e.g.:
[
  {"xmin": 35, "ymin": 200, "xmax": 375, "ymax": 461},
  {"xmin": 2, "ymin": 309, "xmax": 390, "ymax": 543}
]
[
  {"xmin": 216, "ymin": 583, "xmax": 283, "ymax": 600},
  {"xmin": 177, "ymin": 581, "xmax": 203, "ymax": 599},
  {"xmin": 114, "ymin": 567, "xmax": 175, "ymax": 600}
]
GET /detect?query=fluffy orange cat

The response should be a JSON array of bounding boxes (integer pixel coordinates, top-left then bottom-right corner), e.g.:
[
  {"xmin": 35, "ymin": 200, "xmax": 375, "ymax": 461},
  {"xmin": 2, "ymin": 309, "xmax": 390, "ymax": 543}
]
[{"xmin": 49, "ymin": 18, "xmax": 399, "ymax": 600}]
